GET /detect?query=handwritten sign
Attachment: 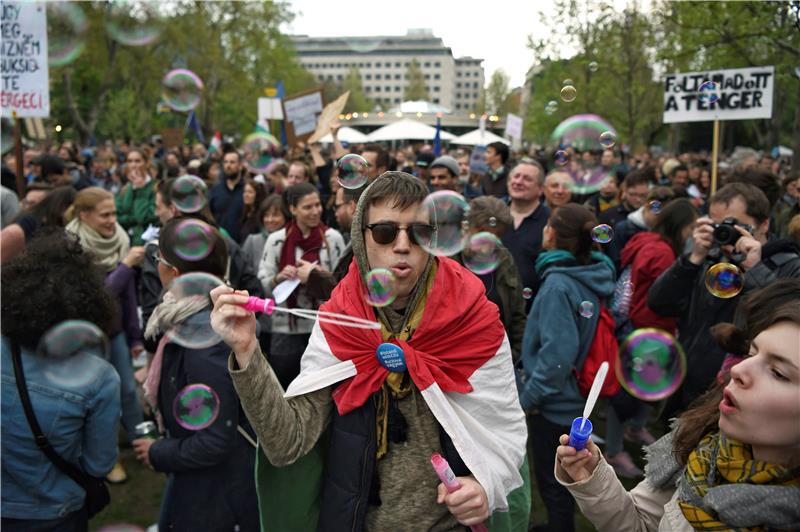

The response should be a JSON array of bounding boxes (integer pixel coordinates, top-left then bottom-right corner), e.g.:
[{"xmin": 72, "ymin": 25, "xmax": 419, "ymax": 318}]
[
  {"xmin": 1, "ymin": 2, "xmax": 49, "ymax": 118},
  {"xmin": 663, "ymin": 66, "xmax": 773, "ymax": 124},
  {"xmin": 505, "ymin": 113, "xmax": 523, "ymax": 141},
  {"xmin": 281, "ymin": 88, "xmax": 324, "ymax": 145}
]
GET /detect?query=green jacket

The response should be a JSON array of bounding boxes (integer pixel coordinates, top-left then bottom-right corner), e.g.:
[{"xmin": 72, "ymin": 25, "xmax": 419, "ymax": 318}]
[{"xmin": 116, "ymin": 179, "xmax": 158, "ymax": 246}]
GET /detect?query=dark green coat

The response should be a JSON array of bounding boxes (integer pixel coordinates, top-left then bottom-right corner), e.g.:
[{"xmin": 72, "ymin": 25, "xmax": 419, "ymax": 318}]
[{"xmin": 115, "ymin": 179, "xmax": 158, "ymax": 245}]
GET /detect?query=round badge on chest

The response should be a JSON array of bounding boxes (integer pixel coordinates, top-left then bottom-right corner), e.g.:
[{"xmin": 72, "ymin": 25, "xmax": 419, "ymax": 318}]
[{"xmin": 375, "ymin": 342, "xmax": 407, "ymax": 372}]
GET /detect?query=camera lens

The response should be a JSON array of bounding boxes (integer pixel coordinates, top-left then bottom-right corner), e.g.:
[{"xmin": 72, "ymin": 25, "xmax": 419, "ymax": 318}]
[{"xmin": 713, "ymin": 224, "xmax": 738, "ymax": 246}]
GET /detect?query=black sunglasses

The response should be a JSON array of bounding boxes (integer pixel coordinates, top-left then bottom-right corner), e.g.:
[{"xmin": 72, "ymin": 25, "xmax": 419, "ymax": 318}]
[{"xmin": 365, "ymin": 222, "xmax": 436, "ymax": 246}]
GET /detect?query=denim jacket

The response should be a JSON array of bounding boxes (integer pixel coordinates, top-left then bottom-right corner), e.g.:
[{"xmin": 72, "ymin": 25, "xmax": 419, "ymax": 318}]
[{"xmin": 1, "ymin": 337, "xmax": 121, "ymax": 520}]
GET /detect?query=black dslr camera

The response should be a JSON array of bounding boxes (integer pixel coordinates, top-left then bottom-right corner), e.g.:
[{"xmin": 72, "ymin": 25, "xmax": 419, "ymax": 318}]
[{"xmin": 712, "ymin": 217, "xmax": 751, "ymax": 246}]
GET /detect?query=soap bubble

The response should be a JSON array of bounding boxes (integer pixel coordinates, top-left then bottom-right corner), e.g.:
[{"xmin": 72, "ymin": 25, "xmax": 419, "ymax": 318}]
[
  {"xmin": 522, "ymin": 287, "xmax": 533, "ymax": 300},
  {"xmin": 649, "ymin": 200, "xmax": 662, "ymax": 214},
  {"xmin": 165, "ymin": 273, "xmax": 224, "ymax": 349},
  {"xmin": 569, "ymin": 167, "xmax": 615, "ymax": 195},
  {"xmin": 560, "ymin": 85, "xmax": 577, "ymax": 103},
  {"xmin": 345, "ymin": 38, "xmax": 383, "ymax": 53},
  {"xmin": 105, "ymin": 0, "xmax": 162, "ymax": 46},
  {"xmin": 47, "ymin": 3, "xmax": 88, "ymax": 67},
  {"xmin": 364, "ymin": 268, "xmax": 397, "ymax": 307},
  {"xmin": 337, "ymin": 154, "xmax": 369, "ymax": 189},
  {"xmin": 172, "ymin": 219, "xmax": 215, "ymax": 262},
  {"xmin": 704, "ymin": 262, "xmax": 744, "ymax": 299},
  {"xmin": 162, "ymin": 69, "xmax": 203, "ymax": 112},
  {"xmin": 588, "ymin": 61, "xmax": 599, "ymax": 73},
  {"xmin": 591, "ymin": 224, "xmax": 614, "ymax": 244},
  {"xmin": 545, "ymin": 100, "xmax": 558, "ymax": 115},
  {"xmin": 563, "ymin": 79, "xmax": 574, "ymax": 86},
  {"xmin": 579, "ymin": 301, "xmax": 594, "ymax": 318},
  {"xmin": 173, "ymin": 384, "xmax": 220, "ymax": 430},
  {"xmin": 463, "ymin": 232, "xmax": 502, "ymax": 275},
  {"xmin": 599, "ymin": 131, "xmax": 616, "ymax": 149},
  {"xmin": 414, "ymin": 191, "xmax": 469, "ymax": 256},
  {"xmin": 698, "ymin": 80, "xmax": 720, "ymax": 104},
  {"xmin": 555, "ymin": 150, "xmax": 570, "ymax": 167},
  {"xmin": 171, "ymin": 175, "xmax": 208, "ymax": 214},
  {"xmin": 37, "ymin": 321, "xmax": 110, "ymax": 388},
  {"xmin": 242, "ymin": 132, "xmax": 280, "ymax": 174},
  {"xmin": 488, "ymin": 216, "xmax": 497, "ymax": 228},
  {"xmin": 616, "ymin": 328, "xmax": 687, "ymax": 401}
]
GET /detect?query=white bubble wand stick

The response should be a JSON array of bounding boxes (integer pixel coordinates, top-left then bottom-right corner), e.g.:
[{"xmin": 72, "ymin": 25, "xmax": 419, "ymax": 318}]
[{"xmin": 569, "ymin": 361, "xmax": 609, "ymax": 450}]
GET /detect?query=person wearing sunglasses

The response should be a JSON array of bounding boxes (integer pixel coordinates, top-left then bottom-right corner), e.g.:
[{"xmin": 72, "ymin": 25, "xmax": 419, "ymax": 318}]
[{"xmin": 211, "ymin": 172, "xmax": 527, "ymax": 531}]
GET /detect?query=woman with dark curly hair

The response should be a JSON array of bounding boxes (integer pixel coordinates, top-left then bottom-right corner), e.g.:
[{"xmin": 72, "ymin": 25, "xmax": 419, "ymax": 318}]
[
  {"xmin": 0, "ymin": 186, "xmax": 76, "ymax": 263},
  {"xmin": 65, "ymin": 187, "xmax": 146, "ymax": 483},
  {"xmin": 1, "ymin": 232, "xmax": 121, "ymax": 532}
]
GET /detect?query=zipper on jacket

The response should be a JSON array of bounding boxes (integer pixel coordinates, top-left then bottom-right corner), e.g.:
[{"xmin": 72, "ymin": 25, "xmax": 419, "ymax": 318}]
[{"xmin": 352, "ymin": 398, "xmax": 375, "ymax": 532}]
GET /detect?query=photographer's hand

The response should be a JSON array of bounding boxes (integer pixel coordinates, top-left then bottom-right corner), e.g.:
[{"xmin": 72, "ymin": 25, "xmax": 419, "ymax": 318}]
[
  {"xmin": 689, "ymin": 216, "xmax": 714, "ymax": 265},
  {"xmin": 734, "ymin": 226, "xmax": 762, "ymax": 271}
]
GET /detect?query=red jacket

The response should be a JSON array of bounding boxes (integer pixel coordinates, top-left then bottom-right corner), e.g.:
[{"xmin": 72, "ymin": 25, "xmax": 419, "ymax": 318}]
[{"xmin": 620, "ymin": 231, "xmax": 677, "ymax": 333}]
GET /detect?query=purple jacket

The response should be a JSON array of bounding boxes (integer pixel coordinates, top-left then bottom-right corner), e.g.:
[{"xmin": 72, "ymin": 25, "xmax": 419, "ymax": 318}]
[{"xmin": 105, "ymin": 264, "xmax": 143, "ymax": 349}]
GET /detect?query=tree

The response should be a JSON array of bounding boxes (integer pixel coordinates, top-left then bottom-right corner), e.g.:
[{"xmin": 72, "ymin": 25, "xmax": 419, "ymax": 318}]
[
  {"xmin": 486, "ymin": 69, "xmax": 512, "ymax": 116},
  {"xmin": 404, "ymin": 58, "xmax": 428, "ymax": 101},
  {"xmin": 341, "ymin": 67, "xmax": 372, "ymax": 112},
  {"xmin": 50, "ymin": 1, "xmax": 315, "ymax": 143}
]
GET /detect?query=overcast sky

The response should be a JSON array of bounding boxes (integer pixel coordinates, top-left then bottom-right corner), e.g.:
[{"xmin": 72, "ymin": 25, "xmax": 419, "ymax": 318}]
[{"xmin": 284, "ymin": 0, "xmax": 568, "ymax": 87}]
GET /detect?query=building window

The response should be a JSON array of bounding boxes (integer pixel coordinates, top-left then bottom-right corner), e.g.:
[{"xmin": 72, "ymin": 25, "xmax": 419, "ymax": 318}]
[
  {"xmin": 365, "ymin": 74, "xmax": 372, "ymax": 80},
  {"xmin": 395, "ymin": 86, "xmax": 401, "ymax": 92},
  {"xmin": 327, "ymin": 75, "xmax": 333, "ymax": 80},
  {"xmin": 366, "ymin": 62, "xmax": 372, "ymax": 67},
  {"xmin": 424, "ymin": 62, "xmax": 431, "ymax": 67},
  {"xmin": 384, "ymin": 62, "xmax": 391, "ymax": 67},
  {"xmin": 395, "ymin": 62, "xmax": 401, "ymax": 67},
  {"xmin": 456, "ymin": 82, "xmax": 461, "ymax": 88},
  {"xmin": 394, "ymin": 98, "xmax": 401, "ymax": 103},
  {"xmin": 435, "ymin": 62, "xmax": 441, "ymax": 67},
  {"xmin": 375, "ymin": 74, "xmax": 382, "ymax": 80},
  {"xmin": 394, "ymin": 74, "xmax": 401, "ymax": 79},
  {"xmin": 375, "ymin": 86, "xmax": 381, "ymax": 92},
  {"xmin": 456, "ymin": 92, "xmax": 461, "ymax": 98},
  {"xmin": 365, "ymin": 87, "xmax": 371, "ymax": 92},
  {"xmin": 434, "ymin": 74, "xmax": 440, "ymax": 80},
  {"xmin": 473, "ymin": 82, "xmax": 479, "ymax": 88},
  {"xmin": 317, "ymin": 75, "xmax": 324, "ymax": 81},
  {"xmin": 433, "ymin": 86, "xmax": 440, "ymax": 92},
  {"xmin": 456, "ymin": 103, "xmax": 462, "ymax": 109},
  {"xmin": 474, "ymin": 92, "xmax": 480, "ymax": 99},
  {"xmin": 336, "ymin": 63, "xmax": 342, "ymax": 68},
  {"xmin": 337, "ymin": 74, "xmax": 343, "ymax": 81},
  {"xmin": 358, "ymin": 62, "xmax": 364, "ymax": 67},
  {"xmin": 404, "ymin": 62, "xmax": 410, "ymax": 67},
  {"xmin": 456, "ymin": 72, "xmax": 462, "ymax": 77},
  {"xmin": 433, "ymin": 98, "xmax": 440, "ymax": 103},
  {"xmin": 424, "ymin": 74, "xmax": 430, "ymax": 79}
]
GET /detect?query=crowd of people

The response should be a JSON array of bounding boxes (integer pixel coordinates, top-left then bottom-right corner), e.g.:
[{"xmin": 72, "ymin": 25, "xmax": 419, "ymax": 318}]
[{"xmin": 1, "ymin": 125, "xmax": 799, "ymax": 532}]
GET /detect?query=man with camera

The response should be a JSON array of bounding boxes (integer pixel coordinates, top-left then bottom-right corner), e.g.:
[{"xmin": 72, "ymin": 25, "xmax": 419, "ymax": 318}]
[{"xmin": 647, "ymin": 183, "xmax": 773, "ymax": 422}]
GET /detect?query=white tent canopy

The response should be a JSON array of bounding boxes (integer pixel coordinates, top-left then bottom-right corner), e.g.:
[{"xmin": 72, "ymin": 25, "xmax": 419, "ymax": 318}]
[
  {"xmin": 450, "ymin": 129, "xmax": 510, "ymax": 146},
  {"xmin": 366, "ymin": 119, "xmax": 456, "ymax": 142},
  {"xmin": 387, "ymin": 100, "xmax": 452, "ymax": 114},
  {"xmin": 318, "ymin": 126, "xmax": 369, "ymax": 144}
]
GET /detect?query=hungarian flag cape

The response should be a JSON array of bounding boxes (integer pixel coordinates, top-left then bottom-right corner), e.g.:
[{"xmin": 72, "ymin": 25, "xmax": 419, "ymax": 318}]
[{"xmin": 284, "ymin": 257, "xmax": 527, "ymax": 512}]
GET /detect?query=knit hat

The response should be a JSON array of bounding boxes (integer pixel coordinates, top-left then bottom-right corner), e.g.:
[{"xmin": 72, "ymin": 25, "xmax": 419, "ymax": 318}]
[{"xmin": 430, "ymin": 155, "xmax": 459, "ymax": 177}]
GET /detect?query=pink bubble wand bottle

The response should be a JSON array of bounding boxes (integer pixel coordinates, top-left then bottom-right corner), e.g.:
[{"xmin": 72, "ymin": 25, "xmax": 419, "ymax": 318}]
[
  {"xmin": 239, "ymin": 296, "xmax": 381, "ymax": 330},
  {"xmin": 430, "ymin": 453, "xmax": 489, "ymax": 532}
]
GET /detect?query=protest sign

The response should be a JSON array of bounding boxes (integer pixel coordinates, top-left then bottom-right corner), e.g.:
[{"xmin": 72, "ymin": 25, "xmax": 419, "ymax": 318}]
[
  {"xmin": 258, "ymin": 97, "xmax": 284, "ymax": 122},
  {"xmin": 282, "ymin": 88, "xmax": 324, "ymax": 145},
  {"xmin": 662, "ymin": 66, "xmax": 774, "ymax": 123},
  {"xmin": 1, "ymin": 1, "xmax": 49, "ymax": 118},
  {"xmin": 308, "ymin": 91, "xmax": 349, "ymax": 144},
  {"xmin": 469, "ymin": 145, "xmax": 488, "ymax": 176},
  {"xmin": 505, "ymin": 113, "xmax": 523, "ymax": 140}
]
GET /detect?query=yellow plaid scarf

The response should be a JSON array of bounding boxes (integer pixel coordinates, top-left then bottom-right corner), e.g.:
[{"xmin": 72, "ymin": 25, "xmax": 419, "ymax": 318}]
[{"xmin": 679, "ymin": 431, "xmax": 800, "ymax": 531}]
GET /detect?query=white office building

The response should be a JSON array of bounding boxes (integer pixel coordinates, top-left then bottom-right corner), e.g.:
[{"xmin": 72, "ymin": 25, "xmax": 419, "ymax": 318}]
[{"xmin": 290, "ymin": 29, "xmax": 484, "ymax": 113}]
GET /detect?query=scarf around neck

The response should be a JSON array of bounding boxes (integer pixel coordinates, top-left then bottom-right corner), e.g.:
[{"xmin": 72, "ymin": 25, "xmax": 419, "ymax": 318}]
[
  {"xmin": 65, "ymin": 218, "xmax": 130, "ymax": 273},
  {"xmin": 534, "ymin": 249, "xmax": 614, "ymax": 276},
  {"xmin": 646, "ymin": 429, "xmax": 800, "ymax": 531},
  {"xmin": 278, "ymin": 220, "xmax": 328, "ymax": 309}
]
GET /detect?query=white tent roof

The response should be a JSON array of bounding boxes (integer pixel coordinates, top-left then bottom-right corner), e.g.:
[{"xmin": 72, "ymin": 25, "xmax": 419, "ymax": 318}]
[
  {"xmin": 366, "ymin": 119, "xmax": 456, "ymax": 142},
  {"xmin": 450, "ymin": 128, "xmax": 510, "ymax": 146},
  {"xmin": 387, "ymin": 100, "xmax": 452, "ymax": 114},
  {"xmin": 318, "ymin": 126, "xmax": 369, "ymax": 144}
]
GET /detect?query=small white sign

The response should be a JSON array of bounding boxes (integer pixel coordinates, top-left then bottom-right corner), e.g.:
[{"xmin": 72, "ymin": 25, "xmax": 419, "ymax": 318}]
[
  {"xmin": 258, "ymin": 97, "xmax": 283, "ymax": 121},
  {"xmin": 1, "ymin": 1, "xmax": 49, "ymax": 118},
  {"xmin": 505, "ymin": 113, "xmax": 523, "ymax": 140},
  {"xmin": 662, "ymin": 66, "xmax": 774, "ymax": 124}
]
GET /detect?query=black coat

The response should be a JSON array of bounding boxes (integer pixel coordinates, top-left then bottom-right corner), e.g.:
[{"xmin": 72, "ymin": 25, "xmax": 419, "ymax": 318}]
[{"xmin": 148, "ymin": 337, "xmax": 259, "ymax": 532}]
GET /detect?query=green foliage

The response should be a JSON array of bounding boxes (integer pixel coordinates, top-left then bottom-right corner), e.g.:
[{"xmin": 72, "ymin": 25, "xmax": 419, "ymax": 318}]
[
  {"xmin": 404, "ymin": 58, "xmax": 428, "ymax": 101},
  {"xmin": 523, "ymin": 0, "xmax": 799, "ymax": 154},
  {"xmin": 50, "ymin": 0, "xmax": 315, "ymax": 142},
  {"xmin": 486, "ymin": 69, "xmax": 515, "ymax": 116},
  {"xmin": 341, "ymin": 67, "xmax": 373, "ymax": 113}
]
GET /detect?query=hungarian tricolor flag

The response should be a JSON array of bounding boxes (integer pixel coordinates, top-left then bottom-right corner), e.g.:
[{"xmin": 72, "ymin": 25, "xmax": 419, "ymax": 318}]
[
  {"xmin": 284, "ymin": 257, "xmax": 528, "ymax": 513},
  {"xmin": 208, "ymin": 131, "xmax": 222, "ymax": 154}
]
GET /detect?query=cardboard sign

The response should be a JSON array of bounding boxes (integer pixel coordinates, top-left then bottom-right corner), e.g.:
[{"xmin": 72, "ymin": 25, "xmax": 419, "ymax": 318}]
[
  {"xmin": 308, "ymin": 91, "xmax": 350, "ymax": 144},
  {"xmin": 663, "ymin": 66, "xmax": 774, "ymax": 123},
  {"xmin": 505, "ymin": 113, "xmax": 523, "ymax": 140},
  {"xmin": 1, "ymin": 2, "xmax": 49, "ymax": 118},
  {"xmin": 281, "ymin": 88, "xmax": 324, "ymax": 145}
]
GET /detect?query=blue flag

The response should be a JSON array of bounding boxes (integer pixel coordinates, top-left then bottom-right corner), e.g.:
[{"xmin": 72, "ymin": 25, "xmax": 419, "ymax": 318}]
[
  {"xmin": 185, "ymin": 111, "xmax": 205, "ymax": 143},
  {"xmin": 433, "ymin": 117, "xmax": 442, "ymax": 156},
  {"xmin": 276, "ymin": 80, "xmax": 288, "ymax": 147}
]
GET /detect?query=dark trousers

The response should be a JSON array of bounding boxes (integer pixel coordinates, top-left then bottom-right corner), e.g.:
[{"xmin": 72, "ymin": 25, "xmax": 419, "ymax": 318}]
[
  {"xmin": 529, "ymin": 413, "xmax": 575, "ymax": 532},
  {"xmin": 2, "ymin": 505, "xmax": 88, "ymax": 532},
  {"xmin": 269, "ymin": 332, "xmax": 311, "ymax": 390}
]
